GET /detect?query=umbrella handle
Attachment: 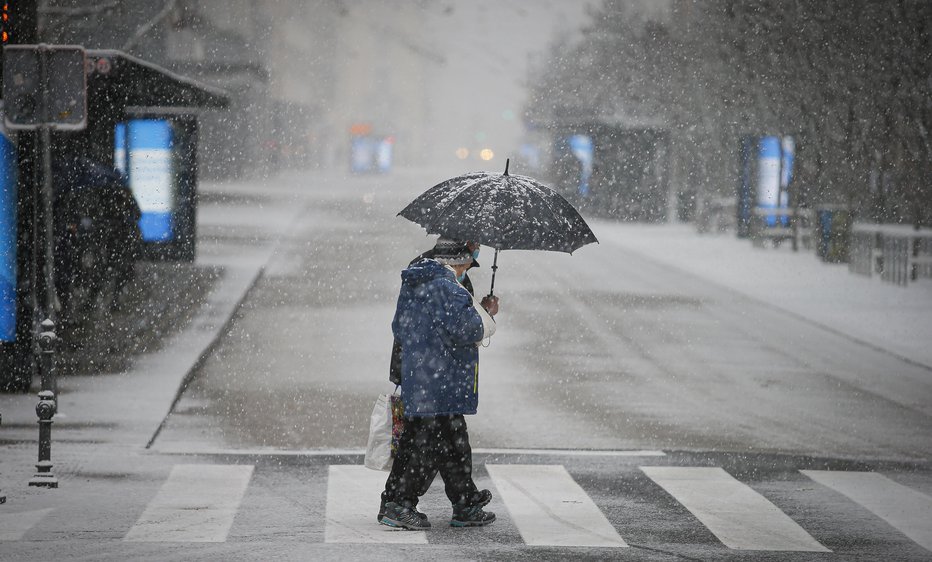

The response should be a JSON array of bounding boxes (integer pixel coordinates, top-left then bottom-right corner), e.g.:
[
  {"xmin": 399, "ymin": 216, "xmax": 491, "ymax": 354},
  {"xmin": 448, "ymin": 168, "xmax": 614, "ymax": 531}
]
[{"xmin": 487, "ymin": 248, "xmax": 499, "ymax": 298}]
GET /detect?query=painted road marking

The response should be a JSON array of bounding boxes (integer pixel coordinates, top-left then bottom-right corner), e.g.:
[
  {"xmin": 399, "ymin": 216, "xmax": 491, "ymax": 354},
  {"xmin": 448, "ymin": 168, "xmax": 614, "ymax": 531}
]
[
  {"xmin": 474, "ymin": 448, "xmax": 664, "ymax": 457},
  {"xmin": 641, "ymin": 466, "xmax": 830, "ymax": 552},
  {"xmin": 486, "ymin": 464, "xmax": 628, "ymax": 548},
  {"xmin": 151, "ymin": 446, "xmax": 666, "ymax": 457},
  {"xmin": 124, "ymin": 464, "xmax": 254, "ymax": 542},
  {"xmin": 802, "ymin": 470, "xmax": 932, "ymax": 552},
  {"xmin": 0, "ymin": 508, "xmax": 54, "ymax": 541},
  {"xmin": 325, "ymin": 465, "xmax": 427, "ymax": 544}
]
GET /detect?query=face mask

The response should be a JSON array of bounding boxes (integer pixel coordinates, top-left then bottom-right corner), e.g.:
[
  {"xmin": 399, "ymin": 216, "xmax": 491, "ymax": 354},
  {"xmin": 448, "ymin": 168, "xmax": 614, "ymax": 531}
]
[
  {"xmin": 472, "ymin": 249, "xmax": 480, "ymax": 260},
  {"xmin": 457, "ymin": 271, "xmax": 466, "ymax": 282}
]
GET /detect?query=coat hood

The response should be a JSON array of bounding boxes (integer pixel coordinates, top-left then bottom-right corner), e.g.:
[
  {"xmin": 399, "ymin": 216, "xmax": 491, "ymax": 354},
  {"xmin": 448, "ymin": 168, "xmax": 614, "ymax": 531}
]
[
  {"xmin": 401, "ymin": 258, "xmax": 451, "ymax": 287},
  {"xmin": 392, "ymin": 256, "xmax": 485, "ymax": 417}
]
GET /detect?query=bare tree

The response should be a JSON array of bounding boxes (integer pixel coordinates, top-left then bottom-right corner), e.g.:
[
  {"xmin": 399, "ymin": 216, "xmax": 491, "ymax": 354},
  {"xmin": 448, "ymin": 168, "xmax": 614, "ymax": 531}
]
[{"xmin": 526, "ymin": 0, "xmax": 932, "ymax": 225}]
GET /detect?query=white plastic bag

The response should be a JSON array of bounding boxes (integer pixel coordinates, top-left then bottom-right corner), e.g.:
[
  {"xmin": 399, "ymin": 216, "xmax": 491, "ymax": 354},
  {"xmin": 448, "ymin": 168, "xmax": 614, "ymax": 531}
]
[{"xmin": 364, "ymin": 393, "xmax": 393, "ymax": 471}]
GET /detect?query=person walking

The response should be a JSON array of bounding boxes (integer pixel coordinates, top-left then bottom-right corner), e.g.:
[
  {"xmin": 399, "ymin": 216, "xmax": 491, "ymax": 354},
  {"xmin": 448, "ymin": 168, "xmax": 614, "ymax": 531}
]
[
  {"xmin": 380, "ymin": 239, "xmax": 498, "ymax": 530},
  {"xmin": 388, "ymin": 239, "xmax": 490, "ymax": 386},
  {"xmin": 380, "ymin": 239, "xmax": 496, "ymax": 523}
]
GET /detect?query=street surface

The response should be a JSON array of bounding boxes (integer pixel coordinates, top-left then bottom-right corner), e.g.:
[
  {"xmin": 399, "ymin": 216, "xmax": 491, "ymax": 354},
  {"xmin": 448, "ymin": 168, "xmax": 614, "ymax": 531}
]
[
  {"xmin": 2, "ymin": 168, "xmax": 931, "ymax": 560},
  {"xmin": 161, "ymin": 168, "xmax": 932, "ymax": 459}
]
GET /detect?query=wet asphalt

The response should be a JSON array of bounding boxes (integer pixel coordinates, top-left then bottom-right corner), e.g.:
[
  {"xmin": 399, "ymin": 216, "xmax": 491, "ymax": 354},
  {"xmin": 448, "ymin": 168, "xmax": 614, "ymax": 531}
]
[{"xmin": 132, "ymin": 169, "xmax": 932, "ymax": 559}]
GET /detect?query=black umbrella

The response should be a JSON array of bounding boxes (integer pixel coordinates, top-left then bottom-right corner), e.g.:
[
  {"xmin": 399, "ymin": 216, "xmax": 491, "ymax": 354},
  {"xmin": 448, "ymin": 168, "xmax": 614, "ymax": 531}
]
[{"xmin": 399, "ymin": 159, "xmax": 597, "ymax": 296}]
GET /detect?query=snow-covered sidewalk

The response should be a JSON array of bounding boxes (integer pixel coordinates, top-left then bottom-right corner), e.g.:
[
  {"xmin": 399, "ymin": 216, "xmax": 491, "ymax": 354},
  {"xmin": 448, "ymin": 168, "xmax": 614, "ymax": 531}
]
[
  {"xmin": 595, "ymin": 221, "xmax": 932, "ymax": 369},
  {"xmin": 0, "ymin": 176, "xmax": 303, "ymax": 493}
]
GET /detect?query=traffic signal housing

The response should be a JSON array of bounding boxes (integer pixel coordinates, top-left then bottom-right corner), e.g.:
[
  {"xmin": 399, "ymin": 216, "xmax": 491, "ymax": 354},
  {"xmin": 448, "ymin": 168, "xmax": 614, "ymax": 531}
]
[{"xmin": 1, "ymin": 1, "xmax": 38, "ymax": 95}]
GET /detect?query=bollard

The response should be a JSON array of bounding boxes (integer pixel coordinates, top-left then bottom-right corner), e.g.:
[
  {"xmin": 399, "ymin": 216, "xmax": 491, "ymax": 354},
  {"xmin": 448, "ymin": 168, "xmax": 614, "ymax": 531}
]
[
  {"xmin": 28, "ymin": 319, "xmax": 58, "ymax": 488},
  {"xmin": 36, "ymin": 319, "xmax": 58, "ymax": 403},
  {"xmin": 28, "ymin": 391, "xmax": 57, "ymax": 488}
]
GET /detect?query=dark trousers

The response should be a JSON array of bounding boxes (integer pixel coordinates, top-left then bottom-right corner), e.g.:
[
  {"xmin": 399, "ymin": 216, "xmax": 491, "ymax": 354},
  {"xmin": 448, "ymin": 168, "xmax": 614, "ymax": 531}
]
[{"xmin": 382, "ymin": 414, "xmax": 480, "ymax": 508}]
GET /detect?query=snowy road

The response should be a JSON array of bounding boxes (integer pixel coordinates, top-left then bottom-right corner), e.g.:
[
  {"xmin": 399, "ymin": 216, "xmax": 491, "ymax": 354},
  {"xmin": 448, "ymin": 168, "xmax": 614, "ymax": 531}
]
[
  {"xmin": 2, "ymin": 450, "xmax": 931, "ymax": 560},
  {"xmin": 141, "ymin": 167, "xmax": 932, "ymax": 560},
  {"xmin": 4, "ymin": 168, "xmax": 932, "ymax": 561},
  {"xmin": 159, "ymin": 168, "xmax": 932, "ymax": 462}
]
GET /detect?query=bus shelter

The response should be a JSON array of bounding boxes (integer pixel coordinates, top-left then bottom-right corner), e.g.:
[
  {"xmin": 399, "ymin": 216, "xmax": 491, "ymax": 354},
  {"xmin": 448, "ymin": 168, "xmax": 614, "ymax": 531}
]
[
  {"xmin": 1, "ymin": 49, "xmax": 229, "ymax": 390},
  {"xmin": 542, "ymin": 118, "xmax": 670, "ymax": 222},
  {"xmin": 76, "ymin": 49, "xmax": 229, "ymax": 259}
]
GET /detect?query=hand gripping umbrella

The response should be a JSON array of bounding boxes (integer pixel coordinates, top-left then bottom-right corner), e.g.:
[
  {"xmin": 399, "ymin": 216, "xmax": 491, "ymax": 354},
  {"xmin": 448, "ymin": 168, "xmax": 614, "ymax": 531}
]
[{"xmin": 398, "ymin": 159, "xmax": 598, "ymax": 297}]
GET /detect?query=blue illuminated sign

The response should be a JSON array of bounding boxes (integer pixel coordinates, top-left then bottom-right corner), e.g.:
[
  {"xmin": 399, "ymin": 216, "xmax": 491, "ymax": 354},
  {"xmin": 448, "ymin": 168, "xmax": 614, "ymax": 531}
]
[
  {"xmin": 756, "ymin": 136, "xmax": 794, "ymax": 227},
  {"xmin": 568, "ymin": 134, "xmax": 593, "ymax": 197},
  {"xmin": 118, "ymin": 119, "xmax": 175, "ymax": 242},
  {"xmin": 757, "ymin": 136, "xmax": 781, "ymax": 226},
  {"xmin": 114, "ymin": 122, "xmax": 127, "ymax": 174},
  {"xmin": 350, "ymin": 136, "xmax": 376, "ymax": 173},
  {"xmin": 377, "ymin": 137, "xmax": 394, "ymax": 173},
  {"xmin": 0, "ymin": 127, "xmax": 17, "ymax": 342}
]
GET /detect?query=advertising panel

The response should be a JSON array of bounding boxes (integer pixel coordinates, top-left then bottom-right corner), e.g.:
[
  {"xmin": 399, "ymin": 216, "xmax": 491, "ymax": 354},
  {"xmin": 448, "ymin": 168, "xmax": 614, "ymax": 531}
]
[
  {"xmin": 376, "ymin": 137, "xmax": 394, "ymax": 173},
  {"xmin": 780, "ymin": 136, "xmax": 795, "ymax": 210},
  {"xmin": 755, "ymin": 135, "xmax": 795, "ymax": 227},
  {"xmin": 757, "ymin": 136, "xmax": 781, "ymax": 226},
  {"xmin": 568, "ymin": 134, "xmax": 593, "ymax": 197},
  {"xmin": 121, "ymin": 119, "xmax": 175, "ymax": 242},
  {"xmin": 350, "ymin": 136, "xmax": 374, "ymax": 173},
  {"xmin": 114, "ymin": 121, "xmax": 127, "ymax": 174},
  {"xmin": 0, "ymin": 123, "xmax": 17, "ymax": 342}
]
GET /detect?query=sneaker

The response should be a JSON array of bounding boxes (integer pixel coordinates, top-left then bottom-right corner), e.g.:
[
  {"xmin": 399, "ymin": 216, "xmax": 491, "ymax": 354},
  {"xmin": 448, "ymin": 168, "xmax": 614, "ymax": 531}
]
[
  {"xmin": 472, "ymin": 489, "xmax": 493, "ymax": 508},
  {"xmin": 378, "ymin": 499, "xmax": 429, "ymax": 524},
  {"xmin": 380, "ymin": 502, "xmax": 431, "ymax": 530},
  {"xmin": 450, "ymin": 504, "xmax": 496, "ymax": 527}
]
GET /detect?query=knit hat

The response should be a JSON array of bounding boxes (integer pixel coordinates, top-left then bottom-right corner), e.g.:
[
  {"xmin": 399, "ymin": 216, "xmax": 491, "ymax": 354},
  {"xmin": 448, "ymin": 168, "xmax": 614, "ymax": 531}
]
[{"xmin": 432, "ymin": 238, "xmax": 473, "ymax": 266}]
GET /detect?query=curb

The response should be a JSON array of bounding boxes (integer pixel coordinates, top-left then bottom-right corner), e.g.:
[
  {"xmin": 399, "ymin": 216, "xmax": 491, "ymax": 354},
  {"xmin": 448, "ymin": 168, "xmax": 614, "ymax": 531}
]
[
  {"xmin": 143, "ymin": 197, "xmax": 313, "ymax": 449},
  {"xmin": 144, "ymin": 262, "xmax": 266, "ymax": 449}
]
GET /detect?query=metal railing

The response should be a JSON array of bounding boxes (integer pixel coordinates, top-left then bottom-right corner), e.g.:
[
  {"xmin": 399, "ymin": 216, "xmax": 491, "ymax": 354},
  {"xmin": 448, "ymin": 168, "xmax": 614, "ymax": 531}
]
[
  {"xmin": 849, "ymin": 224, "xmax": 932, "ymax": 286},
  {"xmin": 749, "ymin": 207, "xmax": 813, "ymax": 252}
]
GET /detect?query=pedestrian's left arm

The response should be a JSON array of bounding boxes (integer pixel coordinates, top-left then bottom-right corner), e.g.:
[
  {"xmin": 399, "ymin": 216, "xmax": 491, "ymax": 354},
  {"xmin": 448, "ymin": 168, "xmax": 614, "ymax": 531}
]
[{"xmin": 435, "ymin": 279, "xmax": 484, "ymax": 344}]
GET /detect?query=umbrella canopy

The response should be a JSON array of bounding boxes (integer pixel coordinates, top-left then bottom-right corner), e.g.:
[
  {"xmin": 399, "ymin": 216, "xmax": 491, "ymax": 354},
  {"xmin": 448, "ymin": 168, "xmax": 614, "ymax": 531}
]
[
  {"xmin": 398, "ymin": 160, "xmax": 597, "ymax": 253},
  {"xmin": 399, "ymin": 160, "xmax": 597, "ymax": 296}
]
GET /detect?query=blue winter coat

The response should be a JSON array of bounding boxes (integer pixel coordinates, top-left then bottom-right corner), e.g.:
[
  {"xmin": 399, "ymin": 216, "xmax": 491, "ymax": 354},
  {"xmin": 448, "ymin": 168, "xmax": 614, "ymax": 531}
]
[{"xmin": 392, "ymin": 258, "xmax": 485, "ymax": 416}]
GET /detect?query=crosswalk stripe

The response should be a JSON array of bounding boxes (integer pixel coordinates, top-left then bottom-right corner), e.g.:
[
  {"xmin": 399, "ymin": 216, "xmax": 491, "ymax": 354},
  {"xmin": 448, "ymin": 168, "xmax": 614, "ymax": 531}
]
[
  {"xmin": 152, "ymin": 446, "xmax": 666, "ymax": 457},
  {"xmin": 0, "ymin": 508, "xmax": 54, "ymax": 541},
  {"xmin": 802, "ymin": 470, "xmax": 932, "ymax": 552},
  {"xmin": 641, "ymin": 466, "xmax": 830, "ymax": 552},
  {"xmin": 325, "ymin": 465, "xmax": 427, "ymax": 544},
  {"xmin": 124, "ymin": 464, "xmax": 254, "ymax": 542},
  {"xmin": 486, "ymin": 464, "xmax": 628, "ymax": 548}
]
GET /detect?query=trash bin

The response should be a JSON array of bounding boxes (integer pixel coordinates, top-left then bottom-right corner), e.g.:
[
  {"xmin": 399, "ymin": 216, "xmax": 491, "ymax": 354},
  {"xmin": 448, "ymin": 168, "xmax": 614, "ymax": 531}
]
[{"xmin": 816, "ymin": 205, "xmax": 851, "ymax": 263}]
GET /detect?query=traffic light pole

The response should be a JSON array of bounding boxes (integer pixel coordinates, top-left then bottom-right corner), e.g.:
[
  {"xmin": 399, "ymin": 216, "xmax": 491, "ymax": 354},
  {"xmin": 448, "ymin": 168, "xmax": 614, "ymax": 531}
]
[
  {"xmin": 4, "ymin": 38, "xmax": 86, "ymax": 489},
  {"xmin": 27, "ymin": 46, "xmax": 59, "ymax": 489}
]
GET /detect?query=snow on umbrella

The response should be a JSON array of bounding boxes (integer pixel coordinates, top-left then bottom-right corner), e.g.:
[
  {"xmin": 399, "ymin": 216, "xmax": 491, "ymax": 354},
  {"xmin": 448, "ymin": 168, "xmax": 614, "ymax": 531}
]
[{"xmin": 398, "ymin": 159, "xmax": 598, "ymax": 295}]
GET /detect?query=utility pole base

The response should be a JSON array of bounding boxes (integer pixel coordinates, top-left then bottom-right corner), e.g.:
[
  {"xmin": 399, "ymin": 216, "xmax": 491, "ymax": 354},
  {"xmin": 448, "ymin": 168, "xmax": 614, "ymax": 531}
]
[
  {"xmin": 28, "ymin": 475, "xmax": 58, "ymax": 488},
  {"xmin": 29, "ymin": 460, "xmax": 58, "ymax": 488}
]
